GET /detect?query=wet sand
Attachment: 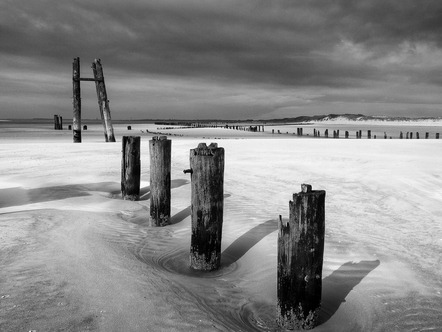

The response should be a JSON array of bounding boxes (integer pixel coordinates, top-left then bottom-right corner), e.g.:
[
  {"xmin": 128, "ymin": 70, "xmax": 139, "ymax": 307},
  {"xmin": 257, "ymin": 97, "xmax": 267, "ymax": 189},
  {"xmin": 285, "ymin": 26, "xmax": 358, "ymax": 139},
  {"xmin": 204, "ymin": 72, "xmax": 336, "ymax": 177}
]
[{"xmin": 1, "ymin": 121, "xmax": 441, "ymax": 331}]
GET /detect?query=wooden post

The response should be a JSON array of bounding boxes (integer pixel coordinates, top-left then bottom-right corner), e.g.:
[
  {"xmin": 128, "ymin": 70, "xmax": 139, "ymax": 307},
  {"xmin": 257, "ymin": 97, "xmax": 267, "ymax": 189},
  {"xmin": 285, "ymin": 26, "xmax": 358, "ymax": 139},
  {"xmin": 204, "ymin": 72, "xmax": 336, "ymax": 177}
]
[
  {"xmin": 400, "ymin": 131, "xmax": 403, "ymax": 139},
  {"xmin": 149, "ymin": 136, "xmax": 172, "ymax": 226},
  {"xmin": 54, "ymin": 115, "xmax": 60, "ymax": 130},
  {"xmin": 83, "ymin": 125, "xmax": 87, "ymax": 130},
  {"xmin": 437, "ymin": 133, "xmax": 440, "ymax": 139},
  {"xmin": 92, "ymin": 59, "xmax": 116, "ymax": 142},
  {"xmin": 410, "ymin": 132, "xmax": 413, "ymax": 139},
  {"xmin": 416, "ymin": 132, "xmax": 420, "ymax": 139},
  {"xmin": 277, "ymin": 184, "xmax": 325, "ymax": 330},
  {"xmin": 324, "ymin": 129, "xmax": 328, "ymax": 138},
  {"xmin": 356, "ymin": 131, "xmax": 359, "ymax": 139},
  {"xmin": 368, "ymin": 130, "xmax": 371, "ymax": 139},
  {"xmin": 425, "ymin": 132, "xmax": 429, "ymax": 139},
  {"xmin": 121, "ymin": 136, "xmax": 141, "ymax": 200},
  {"xmin": 345, "ymin": 131, "xmax": 349, "ymax": 138},
  {"xmin": 384, "ymin": 132, "xmax": 387, "ymax": 139},
  {"xmin": 59, "ymin": 116, "xmax": 63, "ymax": 130},
  {"xmin": 68, "ymin": 125, "xmax": 72, "ymax": 130},
  {"xmin": 187, "ymin": 143, "xmax": 224, "ymax": 271},
  {"xmin": 72, "ymin": 57, "xmax": 81, "ymax": 142},
  {"xmin": 127, "ymin": 126, "xmax": 132, "ymax": 130}
]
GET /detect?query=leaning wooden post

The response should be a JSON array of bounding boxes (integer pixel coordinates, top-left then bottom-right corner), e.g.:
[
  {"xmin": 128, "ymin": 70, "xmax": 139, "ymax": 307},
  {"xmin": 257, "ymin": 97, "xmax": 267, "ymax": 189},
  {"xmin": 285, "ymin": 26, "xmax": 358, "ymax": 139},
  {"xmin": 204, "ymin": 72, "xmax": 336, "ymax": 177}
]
[
  {"xmin": 186, "ymin": 143, "xmax": 224, "ymax": 271},
  {"xmin": 277, "ymin": 184, "xmax": 325, "ymax": 330},
  {"xmin": 92, "ymin": 59, "xmax": 116, "ymax": 142},
  {"xmin": 149, "ymin": 136, "xmax": 172, "ymax": 226},
  {"xmin": 72, "ymin": 57, "xmax": 81, "ymax": 142},
  {"xmin": 121, "ymin": 136, "xmax": 141, "ymax": 200}
]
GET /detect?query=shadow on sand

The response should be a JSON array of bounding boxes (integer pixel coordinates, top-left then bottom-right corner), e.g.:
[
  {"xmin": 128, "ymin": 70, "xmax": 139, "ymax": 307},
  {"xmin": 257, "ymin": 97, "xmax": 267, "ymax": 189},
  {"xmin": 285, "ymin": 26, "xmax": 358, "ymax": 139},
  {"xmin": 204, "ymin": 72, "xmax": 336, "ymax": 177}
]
[
  {"xmin": 139, "ymin": 179, "xmax": 190, "ymax": 201},
  {"xmin": 0, "ymin": 182, "xmax": 120, "ymax": 208},
  {"xmin": 221, "ymin": 218, "xmax": 278, "ymax": 266},
  {"xmin": 319, "ymin": 259, "xmax": 380, "ymax": 324}
]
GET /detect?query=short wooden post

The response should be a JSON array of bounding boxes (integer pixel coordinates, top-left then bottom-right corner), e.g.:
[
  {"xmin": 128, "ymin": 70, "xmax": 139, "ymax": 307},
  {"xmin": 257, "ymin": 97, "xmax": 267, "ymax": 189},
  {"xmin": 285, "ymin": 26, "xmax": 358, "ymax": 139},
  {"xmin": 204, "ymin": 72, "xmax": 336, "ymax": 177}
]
[
  {"xmin": 406, "ymin": 132, "xmax": 409, "ymax": 139},
  {"xmin": 400, "ymin": 131, "xmax": 403, "ymax": 139},
  {"xmin": 83, "ymin": 125, "xmax": 87, "ymax": 130},
  {"xmin": 356, "ymin": 131, "xmax": 359, "ymax": 139},
  {"xmin": 121, "ymin": 136, "xmax": 141, "ymax": 201},
  {"xmin": 72, "ymin": 57, "xmax": 81, "ymax": 142},
  {"xmin": 127, "ymin": 126, "xmax": 132, "ymax": 130},
  {"xmin": 277, "ymin": 184, "xmax": 325, "ymax": 330},
  {"xmin": 425, "ymin": 132, "xmax": 429, "ymax": 139},
  {"xmin": 59, "ymin": 116, "xmax": 63, "ymax": 130},
  {"xmin": 324, "ymin": 129, "xmax": 328, "ymax": 138},
  {"xmin": 149, "ymin": 136, "xmax": 172, "ymax": 226},
  {"xmin": 54, "ymin": 115, "xmax": 60, "ymax": 130},
  {"xmin": 437, "ymin": 133, "xmax": 440, "ymax": 139},
  {"xmin": 410, "ymin": 132, "xmax": 413, "ymax": 139},
  {"xmin": 187, "ymin": 143, "xmax": 224, "ymax": 271},
  {"xmin": 368, "ymin": 130, "xmax": 371, "ymax": 139},
  {"xmin": 416, "ymin": 132, "xmax": 420, "ymax": 139},
  {"xmin": 68, "ymin": 125, "xmax": 72, "ymax": 130},
  {"xmin": 384, "ymin": 132, "xmax": 387, "ymax": 139},
  {"xmin": 345, "ymin": 131, "xmax": 349, "ymax": 138}
]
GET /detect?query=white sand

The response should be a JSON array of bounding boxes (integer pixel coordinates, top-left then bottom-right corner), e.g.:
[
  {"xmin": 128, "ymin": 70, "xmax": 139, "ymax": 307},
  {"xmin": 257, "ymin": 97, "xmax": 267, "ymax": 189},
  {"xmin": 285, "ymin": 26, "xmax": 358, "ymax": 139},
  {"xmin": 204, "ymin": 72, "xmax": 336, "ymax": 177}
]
[{"xmin": 1, "ymin": 122, "xmax": 441, "ymax": 331}]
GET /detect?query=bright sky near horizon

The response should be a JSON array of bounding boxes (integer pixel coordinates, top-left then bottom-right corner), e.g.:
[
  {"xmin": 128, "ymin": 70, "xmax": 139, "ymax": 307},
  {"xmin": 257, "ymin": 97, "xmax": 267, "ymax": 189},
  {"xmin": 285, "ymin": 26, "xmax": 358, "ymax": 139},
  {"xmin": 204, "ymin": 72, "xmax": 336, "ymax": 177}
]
[{"xmin": 1, "ymin": 0, "xmax": 442, "ymax": 120}]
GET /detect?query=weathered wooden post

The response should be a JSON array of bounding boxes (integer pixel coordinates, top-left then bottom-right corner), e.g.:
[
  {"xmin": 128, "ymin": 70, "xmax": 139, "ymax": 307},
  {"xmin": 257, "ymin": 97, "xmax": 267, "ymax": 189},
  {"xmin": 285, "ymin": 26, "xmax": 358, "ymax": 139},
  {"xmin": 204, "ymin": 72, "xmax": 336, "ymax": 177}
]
[
  {"xmin": 437, "ymin": 133, "xmax": 440, "ymax": 139},
  {"xmin": 68, "ymin": 125, "xmax": 72, "ymax": 130},
  {"xmin": 54, "ymin": 115, "xmax": 60, "ymax": 130},
  {"xmin": 121, "ymin": 136, "xmax": 141, "ymax": 200},
  {"xmin": 59, "ymin": 116, "xmax": 63, "ymax": 130},
  {"xmin": 324, "ymin": 129, "xmax": 328, "ymax": 138},
  {"xmin": 368, "ymin": 130, "xmax": 371, "ymax": 139},
  {"xmin": 83, "ymin": 125, "xmax": 87, "ymax": 130},
  {"xmin": 149, "ymin": 136, "xmax": 172, "ymax": 226},
  {"xmin": 356, "ymin": 131, "xmax": 359, "ymax": 139},
  {"xmin": 345, "ymin": 131, "xmax": 349, "ymax": 138},
  {"xmin": 384, "ymin": 132, "xmax": 387, "ymax": 139},
  {"xmin": 127, "ymin": 126, "xmax": 132, "ymax": 130},
  {"xmin": 72, "ymin": 57, "xmax": 82, "ymax": 142},
  {"xmin": 400, "ymin": 131, "xmax": 403, "ymax": 139},
  {"xmin": 277, "ymin": 184, "xmax": 325, "ymax": 330},
  {"xmin": 416, "ymin": 132, "xmax": 420, "ymax": 139},
  {"xmin": 425, "ymin": 132, "xmax": 429, "ymax": 139},
  {"xmin": 406, "ymin": 132, "xmax": 409, "ymax": 139},
  {"xmin": 410, "ymin": 132, "xmax": 413, "ymax": 139},
  {"xmin": 186, "ymin": 143, "xmax": 224, "ymax": 271},
  {"xmin": 92, "ymin": 59, "xmax": 116, "ymax": 142}
]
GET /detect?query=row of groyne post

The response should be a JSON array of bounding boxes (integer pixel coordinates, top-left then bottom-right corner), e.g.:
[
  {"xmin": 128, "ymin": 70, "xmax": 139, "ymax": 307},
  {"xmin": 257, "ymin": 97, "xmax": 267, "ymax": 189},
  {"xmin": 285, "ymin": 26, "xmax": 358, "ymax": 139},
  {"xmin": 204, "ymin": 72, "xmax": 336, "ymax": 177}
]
[
  {"xmin": 273, "ymin": 127, "xmax": 440, "ymax": 139},
  {"xmin": 121, "ymin": 135, "xmax": 325, "ymax": 329}
]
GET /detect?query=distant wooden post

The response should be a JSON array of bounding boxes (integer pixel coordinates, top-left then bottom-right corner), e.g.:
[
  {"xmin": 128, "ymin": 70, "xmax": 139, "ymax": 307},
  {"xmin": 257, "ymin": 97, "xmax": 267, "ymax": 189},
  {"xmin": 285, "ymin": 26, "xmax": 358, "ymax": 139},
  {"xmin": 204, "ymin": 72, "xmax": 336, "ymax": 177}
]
[
  {"xmin": 72, "ymin": 57, "xmax": 82, "ymax": 142},
  {"xmin": 425, "ymin": 132, "xmax": 429, "ymax": 139},
  {"xmin": 83, "ymin": 125, "xmax": 87, "ymax": 130},
  {"xmin": 384, "ymin": 132, "xmax": 387, "ymax": 139},
  {"xmin": 121, "ymin": 136, "xmax": 141, "ymax": 200},
  {"xmin": 400, "ymin": 131, "xmax": 403, "ymax": 139},
  {"xmin": 416, "ymin": 132, "xmax": 420, "ymax": 139},
  {"xmin": 406, "ymin": 132, "xmax": 409, "ymax": 139},
  {"xmin": 92, "ymin": 59, "xmax": 116, "ymax": 142},
  {"xmin": 68, "ymin": 125, "xmax": 72, "ymax": 130},
  {"xmin": 410, "ymin": 132, "xmax": 413, "ymax": 139},
  {"xmin": 187, "ymin": 143, "xmax": 224, "ymax": 271},
  {"xmin": 345, "ymin": 131, "xmax": 349, "ymax": 138},
  {"xmin": 127, "ymin": 126, "xmax": 132, "ymax": 130},
  {"xmin": 324, "ymin": 129, "xmax": 328, "ymax": 138},
  {"xmin": 277, "ymin": 184, "xmax": 325, "ymax": 330},
  {"xmin": 356, "ymin": 131, "xmax": 359, "ymax": 139},
  {"xmin": 368, "ymin": 130, "xmax": 371, "ymax": 139},
  {"xmin": 59, "ymin": 116, "xmax": 63, "ymax": 130},
  {"xmin": 437, "ymin": 133, "xmax": 440, "ymax": 139},
  {"xmin": 149, "ymin": 136, "xmax": 172, "ymax": 226}
]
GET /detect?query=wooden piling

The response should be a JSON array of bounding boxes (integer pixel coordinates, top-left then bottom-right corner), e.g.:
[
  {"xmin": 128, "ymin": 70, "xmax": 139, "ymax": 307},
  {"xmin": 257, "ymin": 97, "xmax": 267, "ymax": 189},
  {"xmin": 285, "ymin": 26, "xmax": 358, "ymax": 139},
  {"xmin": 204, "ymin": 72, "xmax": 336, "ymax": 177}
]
[
  {"xmin": 149, "ymin": 136, "xmax": 172, "ymax": 226},
  {"xmin": 368, "ymin": 130, "xmax": 371, "ymax": 139},
  {"xmin": 92, "ymin": 59, "xmax": 116, "ymax": 142},
  {"xmin": 277, "ymin": 184, "xmax": 325, "ymax": 330},
  {"xmin": 121, "ymin": 136, "xmax": 141, "ymax": 201},
  {"xmin": 188, "ymin": 143, "xmax": 224, "ymax": 271},
  {"xmin": 72, "ymin": 57, "xmax": 81, "ymax": 142}
]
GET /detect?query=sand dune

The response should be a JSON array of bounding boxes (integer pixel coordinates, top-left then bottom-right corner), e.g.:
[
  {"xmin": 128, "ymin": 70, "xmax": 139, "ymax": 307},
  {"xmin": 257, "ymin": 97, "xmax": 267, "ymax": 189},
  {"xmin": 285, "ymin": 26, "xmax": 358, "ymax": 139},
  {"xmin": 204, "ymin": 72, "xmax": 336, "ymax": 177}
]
[{"xmin": 1, "ymin": 122, "xmax": 441, "ymax": 331}]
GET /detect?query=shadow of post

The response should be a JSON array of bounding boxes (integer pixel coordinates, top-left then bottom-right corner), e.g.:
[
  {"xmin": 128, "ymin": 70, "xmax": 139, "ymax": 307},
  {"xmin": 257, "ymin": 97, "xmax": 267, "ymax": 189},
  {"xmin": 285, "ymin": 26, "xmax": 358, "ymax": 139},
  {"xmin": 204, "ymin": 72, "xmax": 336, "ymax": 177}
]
[
  {"xmin": 221, "ymin": 219, "xmax": 277, "ymax": 266},
  {"xmin": 319, "ymin": 259, "xmax": 380, "ymax": 324}
]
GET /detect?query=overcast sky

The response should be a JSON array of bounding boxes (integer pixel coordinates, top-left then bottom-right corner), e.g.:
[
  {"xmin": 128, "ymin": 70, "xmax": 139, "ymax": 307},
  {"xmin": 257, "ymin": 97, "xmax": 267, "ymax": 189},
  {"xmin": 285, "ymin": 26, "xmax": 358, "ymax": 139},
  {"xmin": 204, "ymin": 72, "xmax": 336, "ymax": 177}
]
[{"xmin": 1, "ymin": 0, "xmax": 442, "ymax": 120}]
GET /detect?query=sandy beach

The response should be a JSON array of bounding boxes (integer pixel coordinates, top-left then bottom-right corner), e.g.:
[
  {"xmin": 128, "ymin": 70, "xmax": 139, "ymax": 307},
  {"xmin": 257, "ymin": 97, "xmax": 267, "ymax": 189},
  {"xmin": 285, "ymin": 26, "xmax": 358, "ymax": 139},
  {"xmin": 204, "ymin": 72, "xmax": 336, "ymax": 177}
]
[{"xmin": 1, "ymin": 120, "xmax": 441, "ymax": 331}]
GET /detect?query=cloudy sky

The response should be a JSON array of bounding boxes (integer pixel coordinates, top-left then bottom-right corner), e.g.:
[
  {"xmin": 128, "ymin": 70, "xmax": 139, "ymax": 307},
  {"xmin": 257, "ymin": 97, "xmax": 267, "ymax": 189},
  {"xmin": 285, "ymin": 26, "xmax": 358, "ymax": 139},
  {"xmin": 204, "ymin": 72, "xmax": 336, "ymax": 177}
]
[{"xmin": 1, "ymin": 0, "xmax": 442, "ymax": 120}]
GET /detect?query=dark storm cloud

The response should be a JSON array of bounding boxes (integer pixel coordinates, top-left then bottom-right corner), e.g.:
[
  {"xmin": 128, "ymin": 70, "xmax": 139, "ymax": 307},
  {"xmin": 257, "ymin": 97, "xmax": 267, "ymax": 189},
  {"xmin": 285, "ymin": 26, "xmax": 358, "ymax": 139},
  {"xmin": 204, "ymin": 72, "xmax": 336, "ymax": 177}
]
[{"xmin": 1, "ymin": 0, "xmax": 442, "ymax": 118}]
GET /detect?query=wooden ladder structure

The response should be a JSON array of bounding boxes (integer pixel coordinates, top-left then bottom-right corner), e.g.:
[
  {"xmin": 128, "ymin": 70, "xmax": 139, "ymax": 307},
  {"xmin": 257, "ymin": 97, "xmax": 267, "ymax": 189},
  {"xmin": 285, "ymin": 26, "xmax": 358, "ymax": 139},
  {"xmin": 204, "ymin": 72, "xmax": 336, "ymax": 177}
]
[{"xmin": 72, "ymin": 57, "xmax": 116, "ymax": 143}]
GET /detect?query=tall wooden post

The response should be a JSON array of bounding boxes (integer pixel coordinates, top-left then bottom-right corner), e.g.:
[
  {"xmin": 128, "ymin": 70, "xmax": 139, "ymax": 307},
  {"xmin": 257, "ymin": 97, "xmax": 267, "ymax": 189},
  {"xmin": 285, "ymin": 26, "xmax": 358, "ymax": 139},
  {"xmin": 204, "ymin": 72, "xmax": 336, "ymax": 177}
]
[
  {"xmin": 121, "ymin": 136, "xmax": 141, "ymax": 200},
  {"xmin": 92, "ymin": 59, "xmax": 116, "ymax": 142},
  {"xmin": 277, "ymin": 184, "xmax": 325, "ymax": 330},
  {"xmin": 187, "ymin": 143, "xmax": 224, "ymax": 271},
  {"xmin": 149, "ymin": 136, "xmax": 172, "ymax": 227},
  {"xmin": 72, "ymin": 57, "xmax": 81, "ymax": 142}
]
